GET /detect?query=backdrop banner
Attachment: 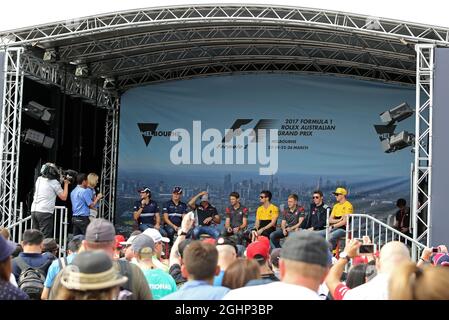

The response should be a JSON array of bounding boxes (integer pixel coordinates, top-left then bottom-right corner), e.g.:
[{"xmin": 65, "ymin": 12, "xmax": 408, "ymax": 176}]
[{"xmin": 116, "ymin": 74, "xmax": 414, "ymax": 234}]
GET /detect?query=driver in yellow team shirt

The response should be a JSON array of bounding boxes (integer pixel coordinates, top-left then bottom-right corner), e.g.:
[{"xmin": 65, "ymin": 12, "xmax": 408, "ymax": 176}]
[{"xmin": 318, "ymin": 187, "xmax": 353, "ymax": 249}]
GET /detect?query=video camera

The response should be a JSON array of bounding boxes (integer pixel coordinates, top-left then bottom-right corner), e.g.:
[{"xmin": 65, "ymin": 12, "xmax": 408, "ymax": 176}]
[{"xmin": 40, "ymin": 163, "xmax": 78, "ymax": 184}]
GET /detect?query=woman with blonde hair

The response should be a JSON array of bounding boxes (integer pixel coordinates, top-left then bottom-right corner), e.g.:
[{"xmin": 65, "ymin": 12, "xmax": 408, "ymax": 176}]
[
  {"xmin": 389, "ymin": 262, "xmax": 449, "ymax": 300},
  {"xmin": 87, "ymin": 173, "xmax": 102, "ymax": 221}
]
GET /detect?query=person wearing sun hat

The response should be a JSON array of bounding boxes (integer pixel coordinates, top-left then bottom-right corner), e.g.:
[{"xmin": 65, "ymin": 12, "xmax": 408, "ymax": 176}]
[
  {"xmin": 55, "ymin": 250, "xmax": 128, "ymax": 300},
  {"xmin": 48, "ymin": 219, "xmax": 152, "ymax": 300},
  {"xmin": 0, "ymin": 235, "xmax": 29, "ymax": 300}
]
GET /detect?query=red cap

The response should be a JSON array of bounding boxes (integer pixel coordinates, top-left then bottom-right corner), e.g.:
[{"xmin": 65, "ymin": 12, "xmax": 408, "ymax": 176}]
[
  {"xmin": 352, "ymin": 256, "xmax": 368, "ymax": 266},
  {"xmin": 246, "ymin": 240, "xmax": 270, "ymax": 260},
  {"xmin": 257, "ymin": 236, "xmax": 270, "ymax": 249},
  {"xmin": 115, "ymin": 235, "xmax": 126, "ymax": 249},
  {"xmin": 202, "ymin": 238, "xmax": 217, "ymax": 245}
]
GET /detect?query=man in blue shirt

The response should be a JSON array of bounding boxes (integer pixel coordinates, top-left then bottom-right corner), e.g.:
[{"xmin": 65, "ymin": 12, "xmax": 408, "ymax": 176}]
[
  {"xmin": 41, "ymin": 235, "xmax": 84, "ymax": 300},
  {"xmin": 162, "ymin": 186, "xmax": 188, "ymax": 243},
  {"xmin": 163, "ymin": 240, "xmax": 229, "ymax": 300},
  {"xmin": 71, "ymin": 173, "xmax": 101, "ymax": 236},
  {"xmin": 133, "ymin": 187, "xmax": 165, "ymax": 235}
]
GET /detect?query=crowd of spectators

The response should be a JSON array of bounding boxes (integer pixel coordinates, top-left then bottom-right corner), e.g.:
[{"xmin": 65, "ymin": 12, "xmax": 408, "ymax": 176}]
[{"xmin": 1, "ymin": 187, "xmax": 448, "ymax": 301}]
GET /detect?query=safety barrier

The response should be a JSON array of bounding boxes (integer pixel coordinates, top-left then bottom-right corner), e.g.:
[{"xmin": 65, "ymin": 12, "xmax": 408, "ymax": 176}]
[
  {"xmin": 5, "ymin": 203, "xmax": 69, "ymax": 257},
  {"xmin": 346, "ymin": 214, "xmax": 426, "ymax": 261}
]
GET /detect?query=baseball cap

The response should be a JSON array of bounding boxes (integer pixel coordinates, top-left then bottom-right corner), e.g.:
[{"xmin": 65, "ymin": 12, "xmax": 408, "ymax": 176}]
[
  {"xmin": 138, "ymin": 187, "xmax": 151, "ymax": 194},
  {"xmin": 217, "ymin": 237, "xmax": 238, "ymax": 255},
  {"xmin": 257, "ymin": 236, "xmax": 270, "ymax": 249},
  {"xmin": 85, "ymin": 218, "xmax": 116, "ymax": 243},
  {"xmin": 115, "ymin": 235, "xmax": 126, "ymax": 249},
  {"xmin": 352, "ymin": 256, "xmax": 369, "ymax": 266},
  {"xmin": 0, "ymin": 235, "xmax": 16, "ymax": 261},
  {"xmin": 202, "ymin": 238, "xmax": 217, "ymax": 245},
  {"xmin": 332, "ymin": 187, "xmax": 348, "ymax": 196},
  {"xmin": 120, "ymin": 235, "xmax": 137, "ymax": 247},
  {"xmin": 131, "ymin": 234, "xmax": 155, "ymax": 253},
  {"xmin": 72, "ymin": 234, "xmax": 85, "ymax": 242},
  {"xmin": 200, "ymin": 194, "xmax": 209, "ymax": 202},
  {"xmin": 280, "ymin": 231, "xmax": 330, "ymax": 268},
  {"xmin": 246, "ymin": 240, "xmax": 270, "ymax": 261},
  {"xmin": 432, "ymin": 253, "xmax": 449, "ymax": 267},
  {"xmin": 172, "ymin": 186, "xmax": 183, "ymax": 194},
  {"xmin": 143, "ymin": 228, "xmax": 170, "ymax": 243}
]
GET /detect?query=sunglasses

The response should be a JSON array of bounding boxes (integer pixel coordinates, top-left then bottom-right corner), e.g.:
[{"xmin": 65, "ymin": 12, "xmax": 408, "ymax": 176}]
[{"xmin": 312, "ymin": 196, "xmax": 321, "ymax": 199}]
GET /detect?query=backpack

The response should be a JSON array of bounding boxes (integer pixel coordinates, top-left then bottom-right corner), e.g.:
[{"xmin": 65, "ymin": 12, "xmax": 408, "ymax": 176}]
[
  {"xmin": 117, "ymin": 259, "xmax": 133, "ymax": 293},
  {"xmin": 57, "ymin": 256, "xmax": 68, "ymax": 270},
  {"xmin": 15, "ymin": 257, "xmax": 51, "ymax": 300}
]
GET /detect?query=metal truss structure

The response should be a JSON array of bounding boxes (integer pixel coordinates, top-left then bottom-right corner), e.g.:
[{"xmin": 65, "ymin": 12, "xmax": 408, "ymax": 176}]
[
  {"xmin": 412, "ymin": 45, "xmax": 434, "ymax": 247},
  {"xmin": 0, "ymin": 48, "xmax": 24, "ymax": 226},
  {"xmin": 99, "ymin": 105, "xmax": 120, "ymax": 222},
  {"xmin": 20, "ymin": 53, "xmax": 117, "ymax": 109},
  {"xmin": 0, "ymin": 4, "xmax": 448, "ymax": 229}
]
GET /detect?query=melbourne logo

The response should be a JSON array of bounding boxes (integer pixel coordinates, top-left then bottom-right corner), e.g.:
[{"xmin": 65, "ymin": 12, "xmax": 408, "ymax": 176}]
[{"xmin": 137, "ymin": 123, "xmax": 177, "ymax": 146}]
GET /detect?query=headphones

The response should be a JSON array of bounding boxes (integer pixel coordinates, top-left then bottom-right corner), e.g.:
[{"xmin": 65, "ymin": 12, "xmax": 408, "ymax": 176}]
[{"xmin": 40, "ymin": 163, "xmax": 59, "ymax": 180}]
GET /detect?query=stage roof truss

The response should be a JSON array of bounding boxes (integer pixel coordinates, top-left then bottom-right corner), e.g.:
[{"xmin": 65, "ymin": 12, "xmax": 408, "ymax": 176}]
[{"xmin": 0, "ymin": 4, "xmax": 448, "ymax": 96}]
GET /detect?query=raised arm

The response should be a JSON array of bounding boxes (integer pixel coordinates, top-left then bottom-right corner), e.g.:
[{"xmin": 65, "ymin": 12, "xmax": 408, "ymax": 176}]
[
  {"xmin": 169, "ymin": 212, "xmax": 194, "ymax": 267},
  {"xmin": 187, "ymin": 191, "xmax": 207, "ymax": 209},
  {"xmin": 326, "ymin": 239, "xmax": 361, "ymax": 298}
]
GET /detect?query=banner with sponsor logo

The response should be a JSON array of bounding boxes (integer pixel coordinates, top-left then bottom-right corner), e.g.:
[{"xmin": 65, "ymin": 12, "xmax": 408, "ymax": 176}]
[{"xmin": 116, "ymin": 74, "xmax": 414, "ymax": 234}]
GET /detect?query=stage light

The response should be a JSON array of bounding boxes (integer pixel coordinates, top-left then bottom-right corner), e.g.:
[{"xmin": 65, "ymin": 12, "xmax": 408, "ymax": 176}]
[
  {"xmin": 382, "ymin": 131, "xmax": 414, "ymax": 153},
  {"xmin": 23, "ymin": 101, "xmax": 54, "ymax": 125},
  {"xmin": 365, "ymin": 17, "xmax": 381, "ymax": 30},
  {"xmin": 380, "ymin": 102, "xmax": 414, "ymax": 125},
  {"xmin": 400, "ymin": 38, "xmax": 408, "ymax": 46},
  {"xmin": 374, "ymin": 124, "xmax": 396, "ymax": 135},
  {"xmin": 102, "ymin": 77, "xmax": 116, "ymax": 89},
  {"xmin": 43, "ymin": 49, "xmax": 58, "ymax": 62},
  {"xmin": 75, "ymin": 64, "xmax": 89, "ymax": 77},
  {"xmin": 22, "ymin": 129, "xmax": 55, "ymax": 149}
]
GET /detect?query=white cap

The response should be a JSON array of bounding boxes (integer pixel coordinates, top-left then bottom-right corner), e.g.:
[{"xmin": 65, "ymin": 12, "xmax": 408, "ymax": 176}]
[
  {"xmin": 119, "ymin": 235, "xmax": 137, "ymax": 246},
  {"xmin": 143, "ymin": 228, "xmax": 170, "ymax": 243}
]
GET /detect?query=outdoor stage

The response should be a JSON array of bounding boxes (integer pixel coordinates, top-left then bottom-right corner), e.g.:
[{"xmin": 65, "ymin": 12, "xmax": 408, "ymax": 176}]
[{"xmin": 1, "ymin": 4, "xmax": 449, "ymax": 252}]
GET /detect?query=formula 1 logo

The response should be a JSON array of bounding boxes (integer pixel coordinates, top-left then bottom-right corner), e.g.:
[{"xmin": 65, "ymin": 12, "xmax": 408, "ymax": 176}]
[{"xmin": 222, "ymin": 119, "xmax": 278, "ymax": 143}]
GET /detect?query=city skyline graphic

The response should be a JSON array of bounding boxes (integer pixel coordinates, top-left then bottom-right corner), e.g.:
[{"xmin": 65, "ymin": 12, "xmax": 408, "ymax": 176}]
[{"xmin": 116, "ymin": 74, "xmax": 415, "ymax": 235}]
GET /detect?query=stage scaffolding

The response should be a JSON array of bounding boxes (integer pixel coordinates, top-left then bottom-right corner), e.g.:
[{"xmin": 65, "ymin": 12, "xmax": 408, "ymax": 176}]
[
  {"xmin": 0, "ymin": 4, "xmax": 447, "ymax": 237},
  {"xmin": 412, "ymin": 44, "xmax": 435, "ymax": 248}
]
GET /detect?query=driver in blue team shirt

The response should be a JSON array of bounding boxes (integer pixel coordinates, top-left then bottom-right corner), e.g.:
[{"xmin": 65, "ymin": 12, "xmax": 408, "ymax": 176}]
[{"xmin": 162, "ymin": 186, "xmax": 188, "ymax": 243}]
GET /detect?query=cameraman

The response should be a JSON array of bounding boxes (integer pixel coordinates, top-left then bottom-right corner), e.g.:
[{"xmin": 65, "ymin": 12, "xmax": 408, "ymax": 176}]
[{"xmin": 31, "ymin": 163, "xmax": 70, "ymax": 238}]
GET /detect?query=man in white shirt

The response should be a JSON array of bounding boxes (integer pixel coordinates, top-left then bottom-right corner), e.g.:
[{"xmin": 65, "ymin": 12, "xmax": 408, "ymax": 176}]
[
  {"xmin": 223, "ymin": 231, "xmax": 331, "ymax": 300},
  {"xmin": 343, "ymin": 241, "xmax": 410, "ymax": 300},
  {"xmin": 31, "ymin": 163, "xmax": 70, "ymax": 238}
]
